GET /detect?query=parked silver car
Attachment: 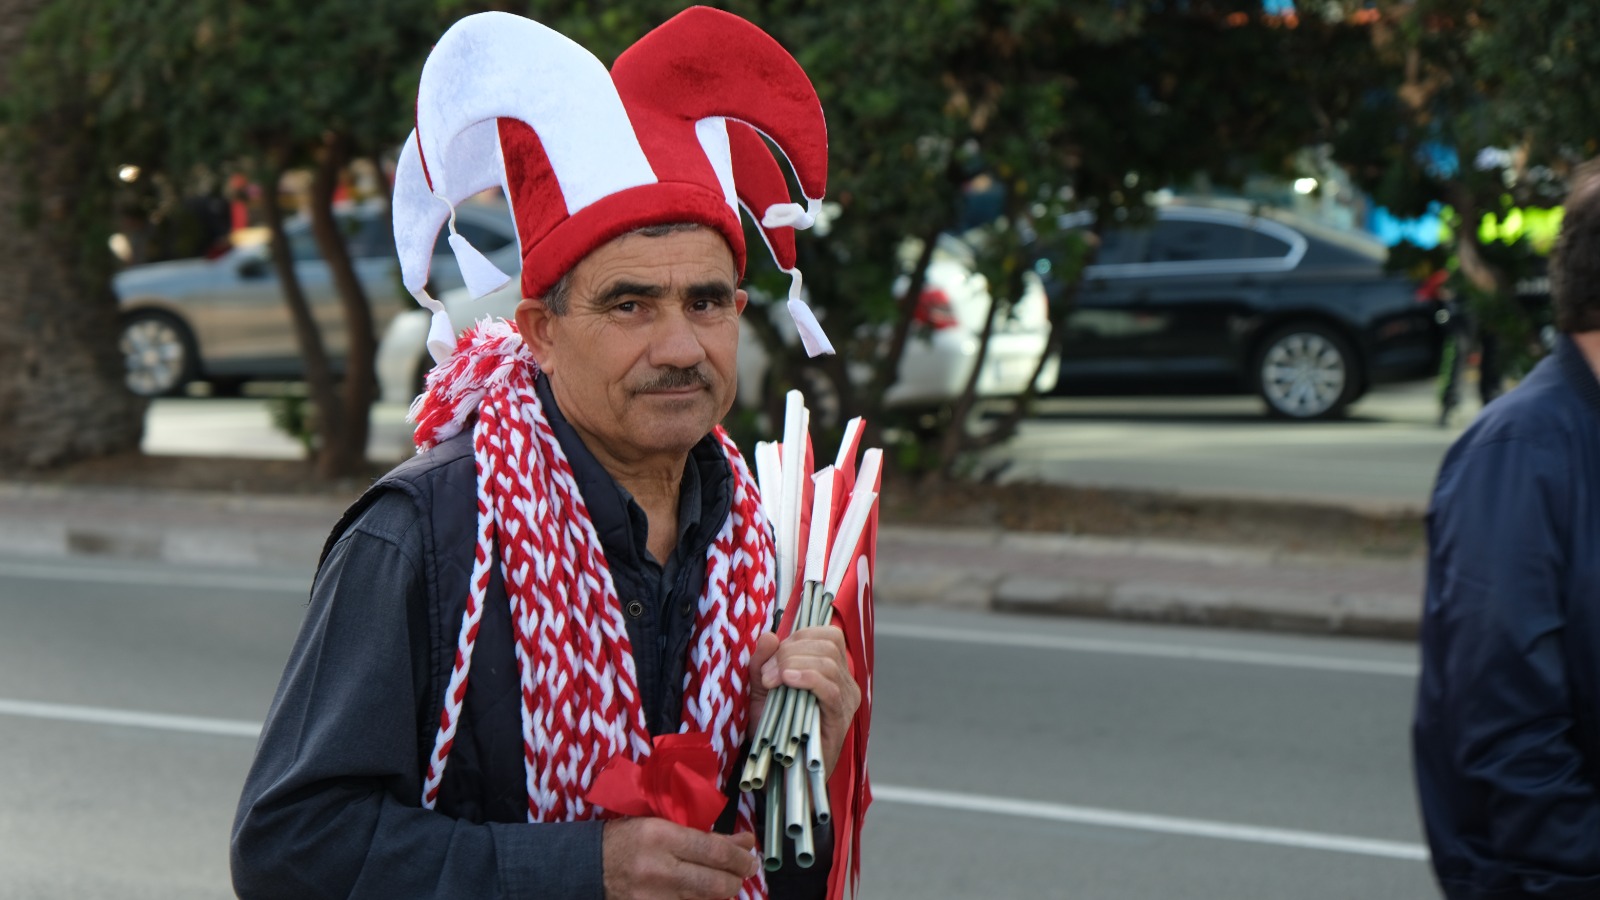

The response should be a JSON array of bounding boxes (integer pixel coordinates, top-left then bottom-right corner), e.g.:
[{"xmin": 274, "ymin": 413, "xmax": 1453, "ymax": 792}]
[{"xmin": 115, "ymin": 201, "xmax": 520, "ymax": 396}]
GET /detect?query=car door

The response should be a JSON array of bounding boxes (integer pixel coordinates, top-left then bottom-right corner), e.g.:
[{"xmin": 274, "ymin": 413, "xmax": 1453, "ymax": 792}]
[
  {"xmin": 1065, "ymin": 211, "xmax": 1296, "ymax": 381},
  {"xmin": 1059, "ymin": 223, "xmax": 1163, "ymax": 379},
  {"xmin": 313, "ymin": 211, "xmax": 402, "ymax": 363},
  {"xmin": 195, "ymin": 227, "xmax": 328, "ymax": 375}
]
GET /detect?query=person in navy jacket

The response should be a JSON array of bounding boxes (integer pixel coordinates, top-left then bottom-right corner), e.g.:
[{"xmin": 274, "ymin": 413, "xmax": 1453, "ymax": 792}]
[{"xmin": 1414, "ymin": 161, "xmax": 1600, "ymax": 899}]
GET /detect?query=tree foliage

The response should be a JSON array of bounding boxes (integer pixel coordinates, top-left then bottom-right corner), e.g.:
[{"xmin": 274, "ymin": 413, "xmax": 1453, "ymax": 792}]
[
  {"xmin": 747, "ymin": 1, "xmax": 1386, "ymax": 474},
  {"xmin": 17, "ymin": 0, "xmax": 1570, "ymax": 480},
  {"xmin": 1333, "ymin": 0, "xmax": 1600, "ymax": 375}
]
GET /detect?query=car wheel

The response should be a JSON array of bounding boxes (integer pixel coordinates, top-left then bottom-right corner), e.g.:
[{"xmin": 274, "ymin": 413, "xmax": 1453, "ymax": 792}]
[
  {"xmin": 1254, "ymin": 323, "xmax": 1359, "ymax": 420},
  {"xmin": 119, "ymin": 310, "xmax": 198, "ymax": 398}
]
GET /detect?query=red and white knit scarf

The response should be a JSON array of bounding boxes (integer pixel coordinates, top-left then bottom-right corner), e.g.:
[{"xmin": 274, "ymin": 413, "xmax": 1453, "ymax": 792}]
[{"xmin": 410, "ymin": 321, "xmax": 775, "ymax": 896}]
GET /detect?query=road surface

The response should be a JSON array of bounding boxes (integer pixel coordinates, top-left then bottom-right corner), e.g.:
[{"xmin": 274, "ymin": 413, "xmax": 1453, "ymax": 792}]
[{"xmin": 0, "ymin": 554, "xmax": 1435, "ymax": 899}]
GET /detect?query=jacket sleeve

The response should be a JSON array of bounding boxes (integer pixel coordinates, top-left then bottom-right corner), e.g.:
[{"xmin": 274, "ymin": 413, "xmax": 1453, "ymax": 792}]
[
  {"xmin": 1424, "ymin": 433, "xmax": 1600, "ymax": 890},
  {"xmin": 230, "ymin": 491, "xmax": 604, "ymax": 900}
]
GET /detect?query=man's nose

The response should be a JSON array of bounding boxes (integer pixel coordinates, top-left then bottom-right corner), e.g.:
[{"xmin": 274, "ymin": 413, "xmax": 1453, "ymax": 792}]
[{"xmin": 649, "ymin": 308, "xmax": 709, "ymax": 369}]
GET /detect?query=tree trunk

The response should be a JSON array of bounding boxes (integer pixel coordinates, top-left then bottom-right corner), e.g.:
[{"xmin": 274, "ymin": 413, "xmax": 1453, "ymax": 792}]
[
  {"xmin": 257, "ymin": 156, "xmax": 344, "ymax": 471},
  {"xmin": 0, "ymin": 0, "xmax": 145, "ymax": 469},
  {"xmin": 954, "ymin": 225, "xmax": 1101, "ymax": 463},
  {"xmin": 933, "ymin": 258, "xmax": 1006, "ymax": 478},
  {"xmin": 307, "ymin": 132, "xmax": 374, "ymax": 479},
  {"xmin": 1449, "ymin": 188, "xmax": 1507, "ymax": 297},
  {"xmin": 861, "ymin": 222, "xmax": 943, "ymax": 451}
]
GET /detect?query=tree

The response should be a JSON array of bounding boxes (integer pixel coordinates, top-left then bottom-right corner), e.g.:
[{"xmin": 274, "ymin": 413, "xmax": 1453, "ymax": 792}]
[
  {"xmin": 486, "ymin": 1, "xmax": 1386, "ymax": 476},
  {"xmin": 1333, "ymin": 0, "xmax": 1600, "ymax": 380},
  {"xmin": 0, "ymin": 0, "xmax": 145, "ymax": 469},
  {"xmin": 739, "ymin": 1, "xmax": 1386, "ymax": 476},
  {"xmin": 12, "ymin": 0, "xmax": 438, "ymax": 478}
]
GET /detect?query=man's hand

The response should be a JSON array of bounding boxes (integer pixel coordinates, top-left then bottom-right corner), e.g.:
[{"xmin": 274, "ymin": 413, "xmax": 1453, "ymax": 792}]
[
  {"xmin": 602, "ymin": 817, "xmax": 758, "ymax": 900},
  {"xmin": 748, "ymin": 625, "xmax": 862, "ymax": 775}
]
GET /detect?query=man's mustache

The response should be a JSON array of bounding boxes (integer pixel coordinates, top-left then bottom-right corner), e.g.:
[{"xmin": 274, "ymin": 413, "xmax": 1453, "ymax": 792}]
[{"xmin": 637, "ymin": 366, "xmax": 712, "ymax": 392}]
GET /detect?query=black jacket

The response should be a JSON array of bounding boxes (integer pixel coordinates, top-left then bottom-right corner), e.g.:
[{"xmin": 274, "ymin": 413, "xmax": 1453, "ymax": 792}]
[
  {"xmin": 1414, "ymin": 336, "xmax": 1600, "ymax": 899},
  {"xmin": 232, "ymin": 384, "xmax": 827, "ymax": 898}
]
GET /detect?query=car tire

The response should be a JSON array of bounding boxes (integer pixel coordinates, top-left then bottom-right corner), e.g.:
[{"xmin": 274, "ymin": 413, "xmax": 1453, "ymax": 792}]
[
  {"xmin": 1253, "ymin": 323, "xmax": 1360, "ymax": 420},
  {"xmin": 119, "ymin": 310, "xmax": 198, "ymax": 398}
]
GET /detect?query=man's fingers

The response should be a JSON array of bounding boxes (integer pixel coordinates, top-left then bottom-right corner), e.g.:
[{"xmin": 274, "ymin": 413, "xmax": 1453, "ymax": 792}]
[
  {"xmin": 751, "ymin": 632, "xmax": 780, "ymax": 674},
  {"xmin": 761, "ymin": 626, "xmax": 849, "ymax": 689},
  {"xmin": 676, "ymin": 827, "xmax": 761, "ymax": 880},
  {"xmin": 604, "ymin": 818, "xmax": 759, "ymax": 900}
]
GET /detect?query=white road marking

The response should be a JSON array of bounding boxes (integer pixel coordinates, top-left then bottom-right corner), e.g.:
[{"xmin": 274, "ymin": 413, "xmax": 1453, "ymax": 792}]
[
  {"xmin": 0, "ymin": 559, "xmax": 307, "ymax": 593},
  {"xmin": 873, "ymin": 785, "xmax": 1428, "ymax": 861},
  {"xmin": 0, "ymin": 698, "xmax": 261, "ymax": 738},
  {"xmin": 0, "ymin": 559, "xmax": 1413, "ymax": 675},
  {"xmin": 0, "ymin": 698, "xmax": 1424, "ymax": 862},
  {"xmin": 877, "ymin": 622, "xmax": 1419, "ymax": 677}
]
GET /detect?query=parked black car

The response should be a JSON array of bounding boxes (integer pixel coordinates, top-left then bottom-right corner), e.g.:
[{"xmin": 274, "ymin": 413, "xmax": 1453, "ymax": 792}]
[{"xmin": 1046, "ymin": 202, "xmax": 1444, "ymax": 419}]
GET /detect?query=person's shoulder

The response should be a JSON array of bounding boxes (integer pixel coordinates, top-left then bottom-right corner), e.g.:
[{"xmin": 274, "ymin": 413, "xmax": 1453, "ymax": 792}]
[
  {"xmin": 377, "ymin": 431, "xmax": 477, "ymax": 493},
  {"xmin": 319, "ymin": 432, "xmax": 478, "ymax": 565},
  {"xmin": 1457, "ymin": 354, "xmax": 1594, "ymax": 449}
]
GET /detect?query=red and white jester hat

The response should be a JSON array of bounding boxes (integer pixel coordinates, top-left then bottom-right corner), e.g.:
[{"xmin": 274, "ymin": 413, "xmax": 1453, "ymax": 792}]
[{"xmin": 392, "ymin": 6, "xmax": 833, "ymax": 364}]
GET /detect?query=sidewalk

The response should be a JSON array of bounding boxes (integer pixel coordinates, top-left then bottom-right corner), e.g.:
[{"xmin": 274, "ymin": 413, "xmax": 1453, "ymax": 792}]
[{"xmin": 0, "ymin": 480, "xmax": 1424, "ymax": 640}]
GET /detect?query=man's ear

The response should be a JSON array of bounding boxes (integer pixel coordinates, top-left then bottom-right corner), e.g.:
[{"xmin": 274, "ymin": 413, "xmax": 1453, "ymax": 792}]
[
  {"xmin": 735, "ymin": 288, "xmax": 748, "ymax": 316},
  {"xmin": 515, "ymin": 297, "xmax": 556, "ymax": 373}
]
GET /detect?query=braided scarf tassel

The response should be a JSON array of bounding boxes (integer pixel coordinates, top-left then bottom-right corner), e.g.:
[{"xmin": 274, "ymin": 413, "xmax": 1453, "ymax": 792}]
[
  {"xmin": 691, "ymin": 428, "xmax": 777, "ymax": 900},
  {"xmin": 413, "ymin": 322, "xmax": 773, "ymax": 899}
]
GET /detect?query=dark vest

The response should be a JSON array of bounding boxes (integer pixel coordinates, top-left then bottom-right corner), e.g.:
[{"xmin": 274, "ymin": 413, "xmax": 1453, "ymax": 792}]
[{"xmin": 322, "ymin": 424, "xmax": 734, "ymax": 824}]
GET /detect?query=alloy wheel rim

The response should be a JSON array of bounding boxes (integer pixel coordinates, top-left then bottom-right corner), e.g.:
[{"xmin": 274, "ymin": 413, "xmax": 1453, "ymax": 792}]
[
  {"xmin": 1261, "ymin": 332, "xmax": 1345, "ymax": 417},
  {"xmin": 120, "ymin": 319, "xmax": 185, "ymax": 396}
]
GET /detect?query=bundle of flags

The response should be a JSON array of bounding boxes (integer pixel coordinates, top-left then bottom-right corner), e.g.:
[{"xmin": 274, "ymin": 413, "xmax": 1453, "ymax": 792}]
[{"xmin": 747, "ymin": 391, "xmax": 879, "ymax": 898}]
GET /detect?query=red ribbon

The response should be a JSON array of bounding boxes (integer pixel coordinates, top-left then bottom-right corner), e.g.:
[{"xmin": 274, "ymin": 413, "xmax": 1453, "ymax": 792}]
[{"xmin": 584, "ymin": 733, "xmax": 729, "ymax": 831}]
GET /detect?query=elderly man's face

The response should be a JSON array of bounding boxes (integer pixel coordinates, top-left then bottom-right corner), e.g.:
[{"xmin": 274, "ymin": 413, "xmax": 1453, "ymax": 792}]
[{"xmin": 517, "ymin": 227, "xmax": 747, "ymax": 467}]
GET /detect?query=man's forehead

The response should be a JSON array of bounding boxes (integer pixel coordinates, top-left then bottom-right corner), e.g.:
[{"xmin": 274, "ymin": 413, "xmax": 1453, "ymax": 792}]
[{"xmin": 575, "ymin": 228, "xmax": 739, "ymax": 294}]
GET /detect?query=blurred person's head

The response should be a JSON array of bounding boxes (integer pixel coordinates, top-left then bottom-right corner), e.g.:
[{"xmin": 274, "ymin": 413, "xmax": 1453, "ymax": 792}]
[{"xmin": 1551, "ymin": 160, "xmax": 1600, "ymax": 334}]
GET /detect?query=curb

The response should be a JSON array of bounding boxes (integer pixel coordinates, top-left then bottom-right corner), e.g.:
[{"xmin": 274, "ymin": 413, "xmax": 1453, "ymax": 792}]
[
  {"xmin": 0, "ymin": 485, "xmax": 1425, "ymax": 640},
  {"xmin": 990, "ymin": 580, "xmax": 1420, "ymax": 641}
]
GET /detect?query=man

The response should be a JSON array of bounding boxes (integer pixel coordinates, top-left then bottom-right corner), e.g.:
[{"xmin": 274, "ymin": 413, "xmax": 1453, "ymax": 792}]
[
  {"xmin": 1414, "ymin": 161, "xmax": 1600, "ymax": 898},
  {"xmin": 232, "ymin": 9, "xmax": 860, "ymax": 899}
]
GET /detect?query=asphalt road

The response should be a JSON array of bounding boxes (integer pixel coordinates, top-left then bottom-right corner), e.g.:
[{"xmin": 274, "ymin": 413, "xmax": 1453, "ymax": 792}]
[
  {"xmin": 143, "ymin": 380, "xmax": 1481, "ymax": 513},
  {"xmin": 0, "ymin": 555, "xmax": 1436, "ymax": 899}
]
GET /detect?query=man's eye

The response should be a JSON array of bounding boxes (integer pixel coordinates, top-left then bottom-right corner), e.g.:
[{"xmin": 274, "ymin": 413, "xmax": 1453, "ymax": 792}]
[{"xmin": 615, "ymin": 301, "xmax": 638, "ymax": 313}]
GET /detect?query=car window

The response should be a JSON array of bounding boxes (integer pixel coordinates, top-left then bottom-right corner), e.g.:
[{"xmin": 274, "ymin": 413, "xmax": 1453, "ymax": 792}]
[
  {"xmin": 288, "ymin": 227, "xmax": 320, "ymax": 262},
  {"xmin": 286, "ymin": 213, "xmax": 394, "ymax": 261},
  {"xmin": 1095, "ymin": 227, "xmax": 1149, "ymax": 266},
  {"xmin": 455, "ymin": 221, "xmax": 513, "ymax": 254},
  {"xmin": 1144, "ymin": 219, "xmax": 1291, "ymax": 264}
]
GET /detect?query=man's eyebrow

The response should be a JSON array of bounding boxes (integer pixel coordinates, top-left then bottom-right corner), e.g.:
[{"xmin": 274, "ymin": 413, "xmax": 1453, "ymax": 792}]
[
  {"xmin": 588, "ymin": 278, "xmax": 736, "ymax": 306},
  {"xmin": 591, "ymin": 280, "xmax": 664, "ymax": 306},
  {"xmin": 685, "ymin": 280, "xmax": 736, "ymax": 301}
]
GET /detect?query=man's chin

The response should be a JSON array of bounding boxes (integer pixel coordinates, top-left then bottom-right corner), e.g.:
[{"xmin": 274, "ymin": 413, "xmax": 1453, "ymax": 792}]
[{"xmin": 632, "ymin": 399, "xmax": 720, "ymax": 448}]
